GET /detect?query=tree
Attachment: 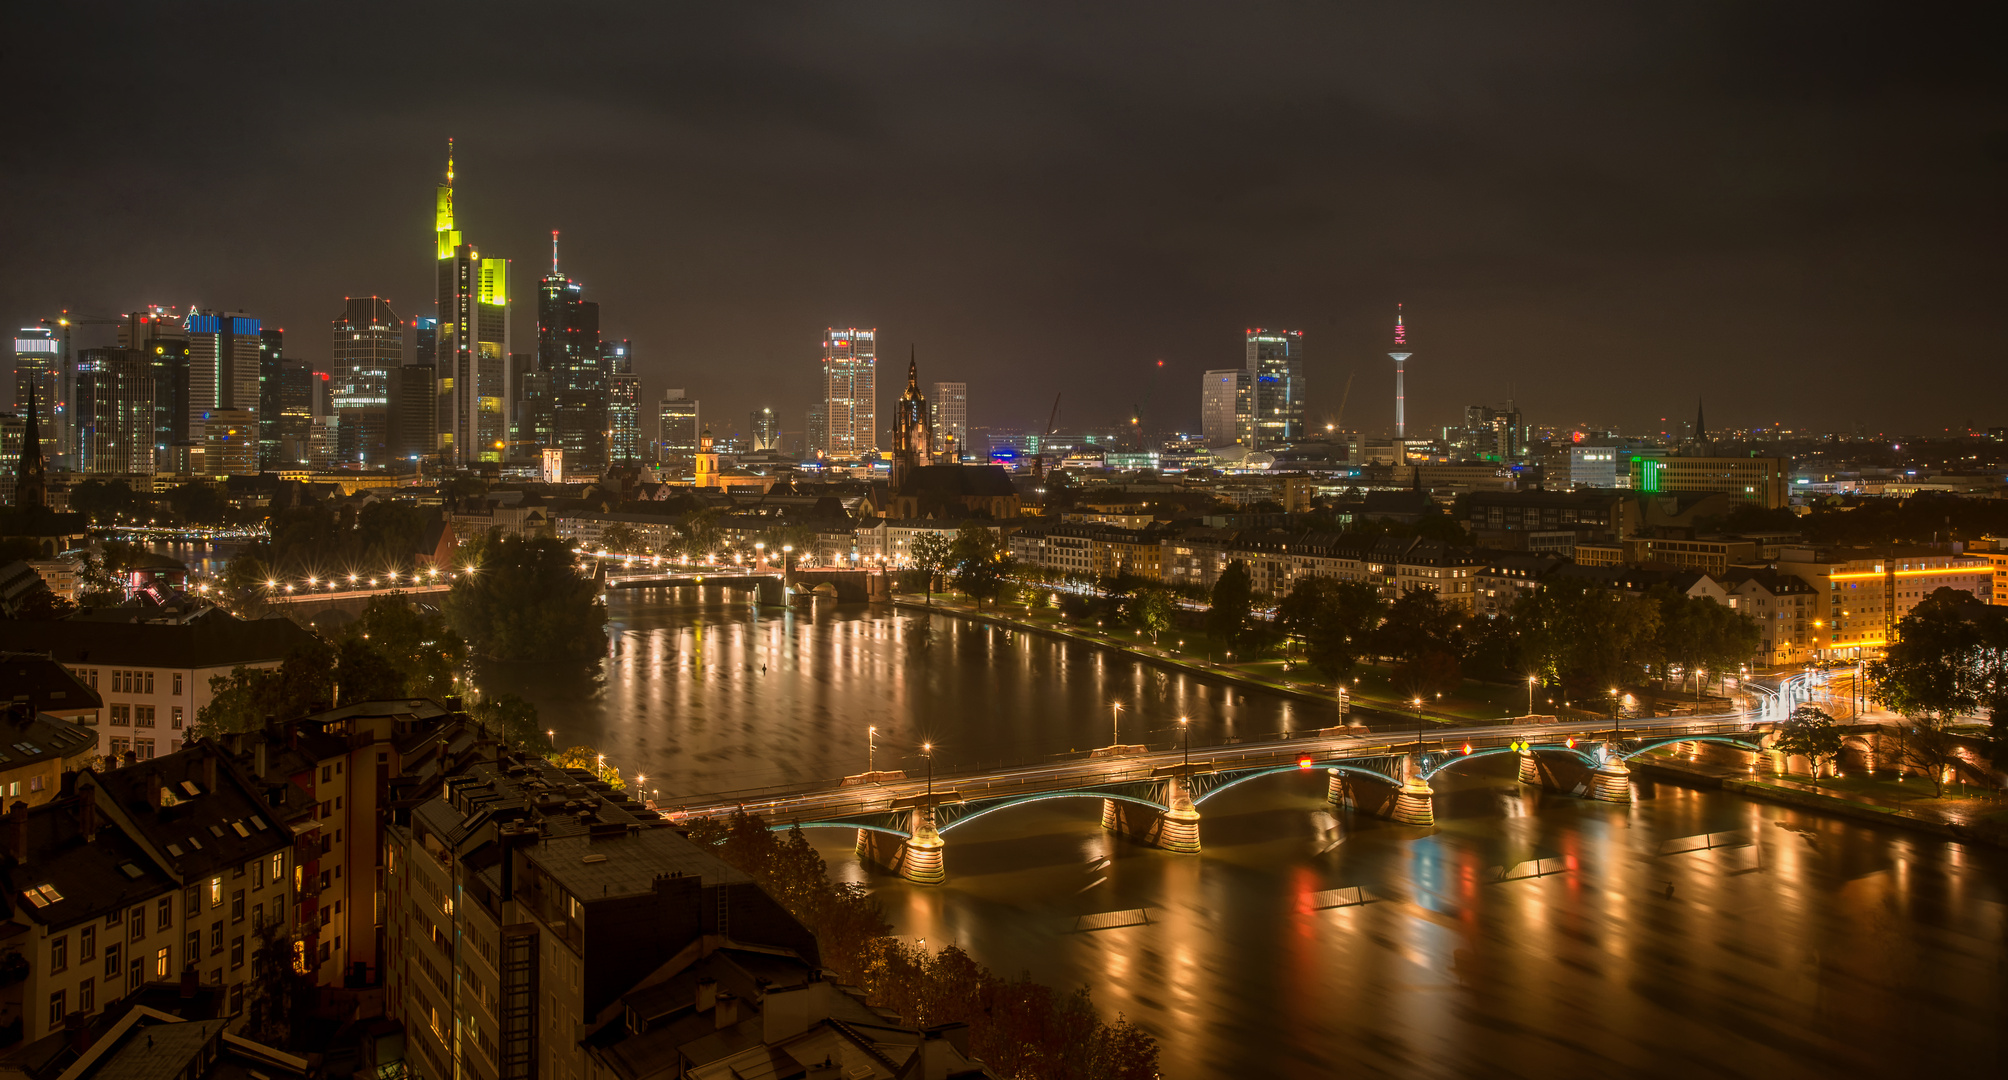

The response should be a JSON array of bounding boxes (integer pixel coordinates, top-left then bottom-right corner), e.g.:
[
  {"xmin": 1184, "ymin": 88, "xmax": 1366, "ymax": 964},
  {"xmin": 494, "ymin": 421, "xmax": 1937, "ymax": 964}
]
[
  {"xmin": 69, "ymin": 478, "xmax": 139, "ymax": 525},
  {"xmin": 1510, "ymin": 578, "xmax": 1660, "ymax": 698},
  {"xmin": 1207, "ymin": 560, "xmax": 1254, "ymax": 651},
  {"xmin": 444, "ymin": 534, "xmax": 608, "ymax": 661},
  {"xmin": 948, "ymin": 524, "xmax": 1010, "ymax": 610},
  {"xmin": 599, "ymin": 522, "xmax": 642, "ymax": 555},
  {"xmin": 243, "ymin": 913, "xmax": 314, "ymax": 1048},
  {"xmin": 1885, "ymin": 717, "xmax": 1962, "ymax": 798},
  {"xmin": 1276, "ymin": 577, "xmax": 1381, "ymax": 678},
  {"xmin": 551, "ymin": 745, "xmax": 627, "ymax": 789},
  {"xmin": 1127, "ymin": 588, "xmax": 1175, "ymax": 644},
  {"xmin": 1869, "ymin": 588, "xmax": 1996, "ymax": 722},
  {"xmin": 347, "ymin": 596, "xmax": 467, "ymax": 698},
  {"xmin": 1372, "ymin": 589, "xmax": 1464, "ymax": 664},
  {"xmin": 471, "ymin": 693, "xmax": 544, "ymax": 750},
  {"xmin": 907, "ymin": 532, "xmax": 954, "ymax": 604},
  {"xmin": 165, "ymin": 481, "xmax": 232, "ymax": 526},
  {"xmin": 1772, "ymin": 704, "xmax": 1843, "ymax": 787}
]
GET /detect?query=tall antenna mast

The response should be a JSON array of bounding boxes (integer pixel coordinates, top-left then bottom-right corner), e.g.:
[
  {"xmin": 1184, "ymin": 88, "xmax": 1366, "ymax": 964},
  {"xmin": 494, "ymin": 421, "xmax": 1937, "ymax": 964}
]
[
  {"xmin": 1388, "ymin": 303, "xmax": 1412, "ymax": 445},
  {"xmin": 551, "ymin": 230, "xmax": 560, "ymax": 275}
]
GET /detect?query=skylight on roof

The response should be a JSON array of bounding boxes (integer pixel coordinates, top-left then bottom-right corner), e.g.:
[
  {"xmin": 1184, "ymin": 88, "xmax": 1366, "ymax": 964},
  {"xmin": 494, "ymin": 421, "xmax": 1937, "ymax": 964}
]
[
  {"xmin": 230, "ymin": 822, "xmax": 250, "ymax": 838},
  {"xmin": 22, "ymin": 884, "xmax": 62, "ymax": 907},
  {"xmin": 186, "ymin": 835, "xmax": 203, "ymax": 850},
  {"xmin": 166, "ymin": 843, "xmax": 184, "ymax": 857},
  {"xmin": 118, "ymin": 864, "xmax": 144, "ymax": 880},
  {"xmin": 249, "ymin": 816, "xmax": 268, "ymax": 831},
  {"xmin": 179, "ymin": 781, "xmax": 202, "ymax": 797},
  {"xmin": 208, "ymin": 825, "xmax": 225, "ymax": 838}
]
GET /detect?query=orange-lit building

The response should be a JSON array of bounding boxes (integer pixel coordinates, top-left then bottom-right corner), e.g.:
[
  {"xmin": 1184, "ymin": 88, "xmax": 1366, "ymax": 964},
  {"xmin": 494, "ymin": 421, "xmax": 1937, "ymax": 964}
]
[{"xmin": 1776, "ymin": 544, "xmax": 1994, "ymax": 656}]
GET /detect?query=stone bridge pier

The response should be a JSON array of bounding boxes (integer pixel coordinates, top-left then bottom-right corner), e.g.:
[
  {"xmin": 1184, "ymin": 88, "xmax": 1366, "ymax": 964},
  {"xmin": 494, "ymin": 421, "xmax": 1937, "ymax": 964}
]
[
  {"xmin": 854, "ymin": 806, "xmax": 948, "ymax": 885},
  {"xmin": 1100, "ymin": 777, "xmax": 1201, "ymax": 853},
  {"xmin": 1590, "ymin": 744, "xmax": 1632, "ymax": 803},
  {"xmin": 1328, "ymin": 755, "xmax": 1435, "ymax": 827}
]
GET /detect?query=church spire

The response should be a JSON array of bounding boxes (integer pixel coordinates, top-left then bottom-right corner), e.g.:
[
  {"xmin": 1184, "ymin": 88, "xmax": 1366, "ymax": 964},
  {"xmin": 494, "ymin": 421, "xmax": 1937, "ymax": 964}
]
[{"xmin": 16, "ymin": 383, "xmax": 47, "ymax": 511}]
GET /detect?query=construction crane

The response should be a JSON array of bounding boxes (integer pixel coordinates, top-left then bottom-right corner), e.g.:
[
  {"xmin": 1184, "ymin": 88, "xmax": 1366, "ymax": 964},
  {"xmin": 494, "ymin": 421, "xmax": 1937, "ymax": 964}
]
[
  {"xmin": 1031, "ymin": 393, "xmax": 1062, "ymax": 478},
  {"xmin": 1333, "ymin": 369, "xmax": 1357, "ymax": 433}
]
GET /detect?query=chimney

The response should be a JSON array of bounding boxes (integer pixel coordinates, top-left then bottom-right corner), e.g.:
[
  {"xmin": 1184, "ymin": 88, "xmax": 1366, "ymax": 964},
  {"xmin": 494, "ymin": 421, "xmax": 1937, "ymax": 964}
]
[
  {"xmin": 201, "ymin": 750, "xmax": 217, "ymax": 793},
  {"xmin": 146, "ymin": 774, "xmax": 162, "ymax": 812},
  {"xmin": 918, "ymin": 1024, "xmax": 964, "ymax": 1080},
  {"xmin": 63, "ymin": 1010, "xmax": 91, "ymax": 1056},
  {"xmin": 9, "ymin": 802, "xmax": 28, "ymax": 863},
  {"xmin": 78, "ymin": 794, "xmax": 98, "ymax": 842},
  {"xmin": 713, "ymin": 992, "xmax": 738, "ymax": 1029},
  {"xmin": 761, "ymin": 982, "xmax": 825, "ymax": 1045},
  {"xmin": 254, "ymin": 740, "xmax": 268, "ymax": 780},
  {"xmin": 694, "ymin": 977, "xmax": 717, "ymax": 1013},
  {"xmin": 179, "ymin": 966, "xmax": 198, "ymax": 999}
]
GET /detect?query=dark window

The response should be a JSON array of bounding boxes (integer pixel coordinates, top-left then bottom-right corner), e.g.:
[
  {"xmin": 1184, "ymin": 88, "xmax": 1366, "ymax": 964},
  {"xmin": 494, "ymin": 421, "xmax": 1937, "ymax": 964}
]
[
  {"xmin": 230, "ymin": 935, "xmax": 244, "ymax": 969},
  {"xmin": 50, "ymin": 935, "xmax": 66, "ymax": 973},
  {"xmin": 104, "ymin": 942, "xmax": 120, "ymax": 979}
]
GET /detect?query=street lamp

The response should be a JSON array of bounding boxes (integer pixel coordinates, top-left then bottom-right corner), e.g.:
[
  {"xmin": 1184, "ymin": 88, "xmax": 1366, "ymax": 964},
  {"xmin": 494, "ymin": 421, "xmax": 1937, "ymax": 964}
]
[
  {"xmin": 546, "ymin": 729, "xmax": 556, "ymax": 749},
  {"xmin": 1527, "ymin": 674, "xmax": 1538, "ymax": 717},
  {"xmin": 868, "ymin": 725, "xmax": 877, "ymax": 773},
  {"xmin": 922, "ymin": 741, "xmax": 934, "ymax": 802},
  {"xmin": 1110, "ymin": 701, "xmax": 1124, "ymax": 747},
  {"xmin": 1178, "ymin": 715, "xmax": 1191, "ymax": 775}
]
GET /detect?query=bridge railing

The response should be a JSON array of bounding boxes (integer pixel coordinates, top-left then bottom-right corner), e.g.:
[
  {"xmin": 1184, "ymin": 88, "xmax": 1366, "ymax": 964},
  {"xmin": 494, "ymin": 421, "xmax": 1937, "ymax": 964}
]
[{"xmin": 667, "ymin": 716, "xmax": 1761, "ymax": 820}]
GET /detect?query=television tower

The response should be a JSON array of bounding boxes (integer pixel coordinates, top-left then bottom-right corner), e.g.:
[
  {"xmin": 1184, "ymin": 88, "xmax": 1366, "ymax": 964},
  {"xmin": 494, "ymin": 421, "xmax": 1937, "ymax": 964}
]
[{"xmin": 1389, "ymin": 304, "xmax": 1411, "ymax": 458}]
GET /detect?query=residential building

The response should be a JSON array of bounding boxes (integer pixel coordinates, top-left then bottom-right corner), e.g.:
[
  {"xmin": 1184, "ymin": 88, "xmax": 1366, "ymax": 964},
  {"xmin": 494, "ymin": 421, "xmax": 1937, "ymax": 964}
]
[
  {"xmin": 0, "ymin": 617, "xmax": 319, "ymax": 762},
  {"xmin": 433, "ymin": 148, "xmax": 512, "ymax": 465},
  {"xmin": 0, "ymin": 701, "xmax": 97, "ymax": 806},
  {"xmin": 1473, "ymin": 551, "xmax": 1564, "ymax": 619},
  {"xmin": 821, "ymin": 328, "xmax": 876, "ymax": 457},
  {"xmin": 1721, "ymin": 569, "xmax": 1818, "ymax": 667},
  {"xmin": 1630, "ymin": 455, "xmax": 1789, "ymax": 509},
  {"xmin": 930, "ymin": 381, "xmax": 967, "ymax": 458},
  {"xmin": 3, "ymin": 740, "xmax": 303, "ymax": 1048},
  {"xmin": 1245, "ymin": 328, "xmax": 1303, "ymax": 447},
  {"xmin": 1969, "ymin": 535, "xmax": 2008, "ymax": 607},
  {"xmin": 1777, "ymin": 543, "xmax": 1994, "ymax": 656},
  {"xmin": 1200, "ymin": 369, "xmax": 1253, "ymax": 448},
  {"xmin": 1466, "ymin": 490, "xmax": 1633, "ymax": 547},
  {"xmin": 383, "ymin": 750, "xmax": 823, "ymax": 1080}
]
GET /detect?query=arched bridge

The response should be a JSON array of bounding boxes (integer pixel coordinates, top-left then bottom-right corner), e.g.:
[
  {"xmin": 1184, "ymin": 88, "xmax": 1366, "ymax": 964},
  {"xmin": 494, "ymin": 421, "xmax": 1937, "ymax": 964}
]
[{"xmin": 669, "ymin": 717, "xmax": 1768, "ymax": 884}]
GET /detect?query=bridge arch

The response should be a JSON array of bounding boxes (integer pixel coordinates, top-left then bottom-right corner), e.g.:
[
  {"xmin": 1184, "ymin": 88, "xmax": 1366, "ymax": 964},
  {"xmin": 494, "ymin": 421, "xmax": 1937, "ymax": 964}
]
[
  {"xmin": 775, "ymin": 820, "xmax": 913, "ymax": 838},
  {"xmin": 1615, "ymin": 733, "xmax": 1765, "ymax": 761},
  {"xmin": 1418, "ymin": 744, "xmax": 1597, "ymax": 781},
  {"xmin": 1191, "ymin": 761, "xmax": 1400, "ymax": 807},
  {"xmin": 936, "ymin": 790, "xmax": 1170, "ymax": 835}
]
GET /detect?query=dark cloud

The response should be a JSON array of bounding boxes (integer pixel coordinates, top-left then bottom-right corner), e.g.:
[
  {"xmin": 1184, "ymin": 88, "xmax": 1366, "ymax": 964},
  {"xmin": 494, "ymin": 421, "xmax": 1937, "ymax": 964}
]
[{"xmin": 6, "ymin": 1, "xmax": 2003, "ymax": 439}]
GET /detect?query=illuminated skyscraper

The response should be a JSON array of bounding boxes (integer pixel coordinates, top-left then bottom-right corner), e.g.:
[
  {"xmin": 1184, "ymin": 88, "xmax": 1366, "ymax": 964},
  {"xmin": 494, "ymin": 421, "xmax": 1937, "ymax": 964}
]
[
  {"xmin": 1245, "ymin": 328, "xmax": 1304, "ymax": 447},
  {"xmin": 332, "ymin": 297, "xmax": 401, "ymax": 465},
  {"xmin": 12, "ymin": 328, "xmax": 59, "ymax": 460},
  {"xmin": 606, "ymin": 339, "xmax": 639, "ymax": 466},
  {"xmin": 805, "ymin": 403, "xmax": 827, "ymax": 458},
  {"xmin": 929, "ymin": 381, "xmax": 966, "ymax": 459},
  {"xmin": 73, "ymin": 348, "xmax": 157, "ymax": 476},
  {"xmin": 433, "ymin": 142, "xmax": 512, "ymax": 464},
  {"xmin": 540, "ymin": 232, "xmax": 608, "ymax": 470},
  {"xmin": 821, "ymin": 328, "xmax": 876, "ymax": 457},
  {"xmin": 184, "ymin": 311, "xmax": 262, "ymax": 444},
  {"xmin": 1201, "ymin": 368, "xmax": 1253, "ymax": 447},
  {"xmin": 750, "ymin": 407, "xmax": 778, "ymax": 451},
  {"xmin": 657, "ymin": 390, "xmax": 698, "ymax": 471}
]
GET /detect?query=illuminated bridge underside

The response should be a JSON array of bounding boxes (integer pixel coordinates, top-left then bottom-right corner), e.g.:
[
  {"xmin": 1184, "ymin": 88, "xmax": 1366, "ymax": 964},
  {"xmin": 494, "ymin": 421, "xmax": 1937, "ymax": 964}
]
[{"xmin": 771, "ymin": 734, "xmax": 1769, "ymax": 840}]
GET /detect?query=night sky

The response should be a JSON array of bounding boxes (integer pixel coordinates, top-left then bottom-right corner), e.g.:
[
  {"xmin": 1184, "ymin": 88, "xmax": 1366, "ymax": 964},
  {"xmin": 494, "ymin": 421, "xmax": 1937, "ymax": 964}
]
[{"xmin": 7, "ymin": 2, "xmax": 2003, "ymax": 442}]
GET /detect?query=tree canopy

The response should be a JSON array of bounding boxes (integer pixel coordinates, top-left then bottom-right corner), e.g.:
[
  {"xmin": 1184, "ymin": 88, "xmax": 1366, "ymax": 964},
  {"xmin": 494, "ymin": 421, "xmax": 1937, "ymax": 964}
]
[{"xmin": 444, "ymin": 534, "xmax": 607, "ymax": 661}]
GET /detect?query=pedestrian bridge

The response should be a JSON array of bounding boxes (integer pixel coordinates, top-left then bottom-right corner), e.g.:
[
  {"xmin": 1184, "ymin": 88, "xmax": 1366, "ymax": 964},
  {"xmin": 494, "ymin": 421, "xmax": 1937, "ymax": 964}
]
[
  {"xmin": 669, "ymin": 719, "xmax": 1769, "ymax": 884},
  {"xmin": 604, "ymin": 567, "xmax": 888, "ymax": 603}
]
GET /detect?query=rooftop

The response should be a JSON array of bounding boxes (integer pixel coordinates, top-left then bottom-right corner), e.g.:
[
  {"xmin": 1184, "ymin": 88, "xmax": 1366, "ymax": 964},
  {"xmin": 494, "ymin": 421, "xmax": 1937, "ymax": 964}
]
[{"xmin": 0, "ymin": 615, "xmax": 319, "ymax": 670}]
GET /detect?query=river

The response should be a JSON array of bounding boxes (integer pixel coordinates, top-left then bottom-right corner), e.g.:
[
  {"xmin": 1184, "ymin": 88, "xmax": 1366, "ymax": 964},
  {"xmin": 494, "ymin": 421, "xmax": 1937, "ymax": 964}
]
[{"xmin": 483, "ymin": 590, "xmax": 2004, "ymax": 1078}]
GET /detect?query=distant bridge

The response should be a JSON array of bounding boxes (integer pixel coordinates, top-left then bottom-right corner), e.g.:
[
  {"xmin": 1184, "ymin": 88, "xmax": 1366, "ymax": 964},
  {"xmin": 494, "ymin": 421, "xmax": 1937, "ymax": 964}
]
[
  {"xmin": 604, "ymin": 567, "xmax": 889, "ymax": 603},
  {"xmin": 668, "ymin": 715, "xmax": 1771, "ymax": 884},
  {"xmin": 260, "ymin": 583, "xmax": 452, "ymax": 628}
]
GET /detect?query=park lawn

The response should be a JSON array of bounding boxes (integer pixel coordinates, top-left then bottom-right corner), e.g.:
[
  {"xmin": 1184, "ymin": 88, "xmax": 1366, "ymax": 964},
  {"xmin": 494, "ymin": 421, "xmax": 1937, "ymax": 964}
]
[{"xmin": 1759, "ymin": 769, "xmax": 2008, "ymax": 812}]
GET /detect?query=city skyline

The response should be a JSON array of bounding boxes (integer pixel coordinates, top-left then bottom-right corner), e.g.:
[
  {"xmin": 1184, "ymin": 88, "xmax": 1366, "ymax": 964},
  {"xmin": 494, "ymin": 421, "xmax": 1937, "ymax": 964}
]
[{"xmin": 7, "ymin": 6, "xmax": 2000, "ymax": 443}]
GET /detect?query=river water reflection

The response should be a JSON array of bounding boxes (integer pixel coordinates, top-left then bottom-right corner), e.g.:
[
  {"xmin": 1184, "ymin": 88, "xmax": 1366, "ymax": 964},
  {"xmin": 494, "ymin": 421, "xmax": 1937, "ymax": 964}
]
[{"xmin": 486, "ymin": 591, "xmax": 2005, "ymax": 1078}]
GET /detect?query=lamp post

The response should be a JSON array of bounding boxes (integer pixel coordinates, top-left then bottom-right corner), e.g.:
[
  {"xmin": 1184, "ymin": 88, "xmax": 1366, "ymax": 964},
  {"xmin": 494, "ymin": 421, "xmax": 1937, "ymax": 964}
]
[
  {"xmin": 1178, "ymin": 715, "xmax": 1191, "ymax": 775},
  {"xmin": 1527, "ymin": 675, "xmax": 1537, "ymax": 717},
  {"xmin": 922, "ymin": 741, "xmax": 934, "ymax": 802},
  {"xmin": 868, "ymin": 725, "xmax": 877, "ymax": 773},
  {"xmin": 1110, "ymin": 701, "xmax": 1124, "ymax": 748}
]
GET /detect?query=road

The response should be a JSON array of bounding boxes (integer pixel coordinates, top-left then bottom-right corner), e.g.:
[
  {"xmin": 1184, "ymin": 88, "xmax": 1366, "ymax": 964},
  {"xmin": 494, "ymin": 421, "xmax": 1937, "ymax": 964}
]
[{"xmin": 664, "ymin": 708, "xmax": 1765, "ymax": 825}]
